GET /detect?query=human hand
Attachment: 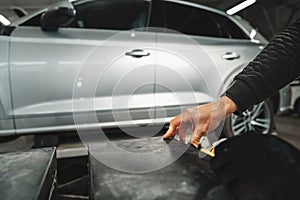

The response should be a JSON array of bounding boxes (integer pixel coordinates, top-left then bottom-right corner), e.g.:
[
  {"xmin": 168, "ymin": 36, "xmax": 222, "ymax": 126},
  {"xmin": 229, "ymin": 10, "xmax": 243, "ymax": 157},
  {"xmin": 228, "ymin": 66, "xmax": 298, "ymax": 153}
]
[{"xmin": 163, "ymin": 96, "xmax": 237, "ymax": 148}]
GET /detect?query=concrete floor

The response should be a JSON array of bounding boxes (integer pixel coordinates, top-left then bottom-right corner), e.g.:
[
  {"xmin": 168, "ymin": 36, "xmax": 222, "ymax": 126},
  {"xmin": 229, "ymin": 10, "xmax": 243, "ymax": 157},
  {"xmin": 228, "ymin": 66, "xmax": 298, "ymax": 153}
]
[{"xmin": 275, "ymin": 115, "xmax": 300, "ymax": 149}]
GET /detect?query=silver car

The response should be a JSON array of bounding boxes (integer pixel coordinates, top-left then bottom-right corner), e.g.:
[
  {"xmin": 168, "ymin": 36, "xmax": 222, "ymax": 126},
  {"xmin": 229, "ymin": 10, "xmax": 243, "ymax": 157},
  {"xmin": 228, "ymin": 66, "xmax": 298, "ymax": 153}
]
[{"xmin": 0, "ymin": 0, "xmax": 274, "ymax": 137}]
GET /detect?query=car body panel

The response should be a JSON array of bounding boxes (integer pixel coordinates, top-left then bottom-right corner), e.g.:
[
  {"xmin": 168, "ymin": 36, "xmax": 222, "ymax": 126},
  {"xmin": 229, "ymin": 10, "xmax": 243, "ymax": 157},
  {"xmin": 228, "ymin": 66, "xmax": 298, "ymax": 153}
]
[
  {"xmin": 0, "ymin": 36, "xmax": 15, "ymax": 134},
  {"xmin": 278, "ymin": 85, "xmax": 292, "ymax": 113},
  {"xmin": 154, "ymin": 32, "xmax": 262, "ymax": 113},
  {"xmin": 10, "ymin": 26, "xmax": 157, "ymax": 131},
  {"xmin": 0, "ymin": 0, "xmax": 275, "ymax": 135}
]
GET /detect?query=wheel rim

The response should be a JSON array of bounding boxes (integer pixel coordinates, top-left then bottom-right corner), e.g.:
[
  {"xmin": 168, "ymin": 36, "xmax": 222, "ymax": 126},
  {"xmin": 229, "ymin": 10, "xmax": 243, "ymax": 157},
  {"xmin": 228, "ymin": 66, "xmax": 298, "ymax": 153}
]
[{"xmin": 231, "ymin": 101, "xmax": 271, "ymax": 135}]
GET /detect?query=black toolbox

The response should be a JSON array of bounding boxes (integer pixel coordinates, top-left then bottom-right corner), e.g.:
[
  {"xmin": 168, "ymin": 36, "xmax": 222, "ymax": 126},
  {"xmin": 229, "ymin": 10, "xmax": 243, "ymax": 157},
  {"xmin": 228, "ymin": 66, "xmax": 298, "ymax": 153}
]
[
  {"xmin": 89, "ymin": 137, "xmax": 232, "ymax": 200},
  {"xmin": 0, "ymin": 147, "xmax": 56, "ymax": 200}
]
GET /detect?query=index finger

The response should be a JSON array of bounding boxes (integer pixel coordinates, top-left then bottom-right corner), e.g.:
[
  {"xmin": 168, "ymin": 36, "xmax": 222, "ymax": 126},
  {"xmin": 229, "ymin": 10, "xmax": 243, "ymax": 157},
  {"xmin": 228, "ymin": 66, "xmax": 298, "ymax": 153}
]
[{"xmin": 163, "ymin": 121, "xmax": 178, "ymax": 139}]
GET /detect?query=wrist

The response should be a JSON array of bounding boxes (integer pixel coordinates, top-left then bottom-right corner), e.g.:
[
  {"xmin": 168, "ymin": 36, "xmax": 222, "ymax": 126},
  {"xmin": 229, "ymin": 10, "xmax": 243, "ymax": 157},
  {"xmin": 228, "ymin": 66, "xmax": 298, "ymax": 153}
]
[{"xmin": 222, "ymin": 96, "xmax": 237, "ymax": 116}]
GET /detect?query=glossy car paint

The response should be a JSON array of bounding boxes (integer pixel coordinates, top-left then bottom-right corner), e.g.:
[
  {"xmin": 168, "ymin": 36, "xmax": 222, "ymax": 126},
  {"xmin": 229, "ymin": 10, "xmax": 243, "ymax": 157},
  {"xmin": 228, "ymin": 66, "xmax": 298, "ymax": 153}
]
[
  {"xmin": 0, "ymin": 36, "xmax": 14, "ymax": 135},
  {"xmin": 0, "ymin": 0, "xmax": 268, "ymax": 135}
]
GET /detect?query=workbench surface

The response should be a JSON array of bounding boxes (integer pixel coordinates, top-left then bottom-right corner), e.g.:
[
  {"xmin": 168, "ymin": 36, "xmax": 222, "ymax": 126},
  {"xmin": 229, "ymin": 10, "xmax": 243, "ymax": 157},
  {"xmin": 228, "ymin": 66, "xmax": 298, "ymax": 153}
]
[{"xmin": 89, "ymin": 137, "xmax": 232, "ymax": 200}]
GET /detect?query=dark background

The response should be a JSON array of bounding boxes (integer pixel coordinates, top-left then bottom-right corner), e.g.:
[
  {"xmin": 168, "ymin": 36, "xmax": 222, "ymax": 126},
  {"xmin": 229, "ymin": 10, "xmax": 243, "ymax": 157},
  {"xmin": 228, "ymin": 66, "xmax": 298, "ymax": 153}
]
[{"xmin": 201, "ymin": 0, "xmax": 300, "ymax": 40}]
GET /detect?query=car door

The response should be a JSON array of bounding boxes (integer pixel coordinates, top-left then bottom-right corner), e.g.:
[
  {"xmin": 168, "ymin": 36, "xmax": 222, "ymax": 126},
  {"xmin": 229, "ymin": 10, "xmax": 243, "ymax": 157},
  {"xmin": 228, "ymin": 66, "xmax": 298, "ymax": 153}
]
[
  {"xmin": 0, "ymin": 35, "xmax": 14, "ymax": 135},
  {"xmin": 9, "ymin": 0, "xmax": 155, "ymax": 133},
  {"xmin": 150, "ymin": 0, "xmax": 262, "ymax": 119}
]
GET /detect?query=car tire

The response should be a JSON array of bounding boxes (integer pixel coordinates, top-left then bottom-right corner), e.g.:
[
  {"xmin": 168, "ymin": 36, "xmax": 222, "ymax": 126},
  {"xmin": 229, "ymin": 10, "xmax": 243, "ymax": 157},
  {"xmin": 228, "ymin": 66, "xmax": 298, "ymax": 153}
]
[
  {"xmin": 269, "ymin": 92, "xmax": 279, "ymax": 114},
  {"xmin": 223, "ymin": 99, "xmax": 274, "ymax": 137},
  {"xmin": 294, "ymin": 98, "xmax": 300, "ymax": 115}
]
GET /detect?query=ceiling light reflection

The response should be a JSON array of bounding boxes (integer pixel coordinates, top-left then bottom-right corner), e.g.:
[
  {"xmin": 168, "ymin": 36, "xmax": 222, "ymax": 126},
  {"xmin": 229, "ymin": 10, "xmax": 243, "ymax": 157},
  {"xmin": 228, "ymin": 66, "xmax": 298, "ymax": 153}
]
[
  {"xmin": 227, "ymin": 0, "xmax": 256, "ymax": 15},
  {"xmin": 0, "ymin": 14, "xmax": 11, "ymax": 26}
]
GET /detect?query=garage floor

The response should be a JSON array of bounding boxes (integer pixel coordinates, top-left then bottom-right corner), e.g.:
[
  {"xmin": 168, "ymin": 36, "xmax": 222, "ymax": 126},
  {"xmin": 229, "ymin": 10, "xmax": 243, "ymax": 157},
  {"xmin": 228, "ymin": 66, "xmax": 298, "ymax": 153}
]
[{"xmin": 275, "ymin": 115, "xmax": 300, "ymax": 149}]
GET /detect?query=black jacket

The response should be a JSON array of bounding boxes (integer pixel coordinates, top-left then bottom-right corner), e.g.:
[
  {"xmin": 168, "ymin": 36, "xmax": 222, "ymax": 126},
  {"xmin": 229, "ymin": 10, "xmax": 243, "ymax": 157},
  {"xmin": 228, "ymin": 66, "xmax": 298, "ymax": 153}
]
[{"xmin": 226, "ymin": 18, "xmax": 300, "ymax": 114}]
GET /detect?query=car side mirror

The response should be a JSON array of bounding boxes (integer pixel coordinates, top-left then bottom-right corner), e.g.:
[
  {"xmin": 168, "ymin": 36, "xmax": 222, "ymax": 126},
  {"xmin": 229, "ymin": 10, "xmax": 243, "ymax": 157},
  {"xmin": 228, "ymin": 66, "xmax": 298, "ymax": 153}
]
[{"xmin": 41, "ymin": 7, "xmax": 75, "ymax": 32}]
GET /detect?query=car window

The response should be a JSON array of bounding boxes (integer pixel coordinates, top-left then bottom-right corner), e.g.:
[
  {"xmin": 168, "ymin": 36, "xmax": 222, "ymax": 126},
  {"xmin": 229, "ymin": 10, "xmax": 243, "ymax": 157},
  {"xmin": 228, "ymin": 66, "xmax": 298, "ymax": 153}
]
[
  {"xmin": 150, "ymin": 1, "xmax": 248, "ymax": 39},
  {"xmin": 21, "ymin": 0, "xmax": 150, "ymax": 30},
  {"xmin": 211, "ymin": 14, "xmax": 249, "ymax": 39},
  {"xmin": 71, "ymin": 0, "xmax": 149, "ymax": 30},
  {"xmin": 21, "ymin": 13, "xmax": 42, "ymax": 26}
]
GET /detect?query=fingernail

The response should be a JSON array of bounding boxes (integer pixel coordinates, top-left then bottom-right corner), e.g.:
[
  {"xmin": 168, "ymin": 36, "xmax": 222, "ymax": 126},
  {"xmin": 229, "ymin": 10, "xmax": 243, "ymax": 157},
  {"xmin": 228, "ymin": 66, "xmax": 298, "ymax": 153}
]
[{"xmin": 192, "ymin": 142, "xmax": 198, "ymax": 148}]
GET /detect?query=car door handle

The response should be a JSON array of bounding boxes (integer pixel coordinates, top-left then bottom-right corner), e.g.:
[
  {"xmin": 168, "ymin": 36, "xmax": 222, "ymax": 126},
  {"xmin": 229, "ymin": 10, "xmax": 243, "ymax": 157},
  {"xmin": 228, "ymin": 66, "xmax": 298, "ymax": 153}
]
[
  {"xmin": 222, "ymin": 52, "xmax": 240, "ymax": 60},
  {"xmin": 125, "ymin": 49, "xmax": 150, "ymax": 58}
]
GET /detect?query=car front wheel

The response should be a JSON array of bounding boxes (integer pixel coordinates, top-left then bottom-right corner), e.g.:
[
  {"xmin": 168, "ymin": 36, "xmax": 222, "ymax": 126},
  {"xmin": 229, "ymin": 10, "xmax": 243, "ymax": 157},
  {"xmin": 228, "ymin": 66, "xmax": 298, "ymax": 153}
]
[{"xmin": 223, "ymin": 99, "xmax": 274, "ymax": 137}]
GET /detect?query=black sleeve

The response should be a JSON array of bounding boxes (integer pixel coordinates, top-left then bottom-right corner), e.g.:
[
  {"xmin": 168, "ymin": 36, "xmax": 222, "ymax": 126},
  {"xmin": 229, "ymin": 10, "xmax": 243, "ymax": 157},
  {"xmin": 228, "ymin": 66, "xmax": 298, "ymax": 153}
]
[{"xmin": 226, "ymin": 18, "xmax": 300, "ymax": 115}]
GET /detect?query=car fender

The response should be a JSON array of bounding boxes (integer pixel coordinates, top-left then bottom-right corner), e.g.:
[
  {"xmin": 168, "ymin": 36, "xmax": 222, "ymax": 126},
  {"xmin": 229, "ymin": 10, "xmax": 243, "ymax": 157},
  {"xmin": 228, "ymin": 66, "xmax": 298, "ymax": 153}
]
[{"xmin": 217, "ymin": 63, "xmax": 247, "ymax": 95}]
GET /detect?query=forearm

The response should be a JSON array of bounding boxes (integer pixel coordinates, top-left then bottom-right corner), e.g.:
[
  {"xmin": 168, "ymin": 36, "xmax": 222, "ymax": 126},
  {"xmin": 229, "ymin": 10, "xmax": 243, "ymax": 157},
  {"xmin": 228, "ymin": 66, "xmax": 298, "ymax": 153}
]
[{"xmin": 227, "ymin": 18, "xmax": 300, "ymax": 114}]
